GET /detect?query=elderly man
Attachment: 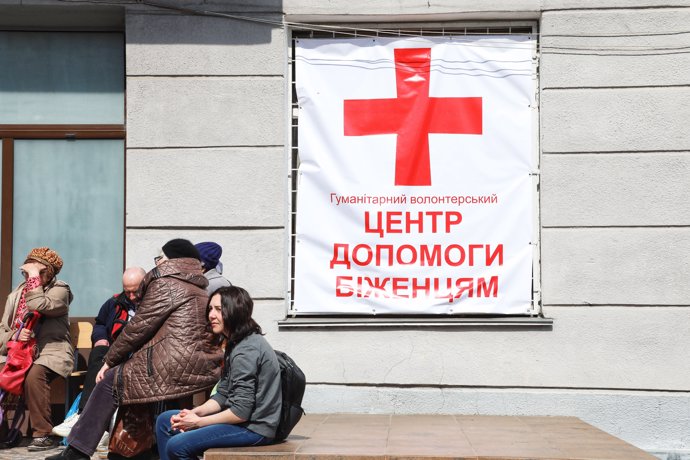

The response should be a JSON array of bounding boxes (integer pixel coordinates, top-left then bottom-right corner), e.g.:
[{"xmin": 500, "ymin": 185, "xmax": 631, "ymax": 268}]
[{"xmin": 52, "ymin": 267, "xmax": 146, "ymax": 439}]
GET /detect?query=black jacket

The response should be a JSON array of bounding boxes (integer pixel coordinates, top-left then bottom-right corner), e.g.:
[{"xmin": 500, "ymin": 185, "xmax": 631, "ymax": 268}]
[{"xmin": 91, "ymin": 292, "xmax": 135, "ymax": 345}]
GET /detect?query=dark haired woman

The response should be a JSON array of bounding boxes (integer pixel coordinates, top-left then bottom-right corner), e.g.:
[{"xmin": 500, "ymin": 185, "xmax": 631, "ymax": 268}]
[{"xmin": 155, "ymin": 286, "xmax": 281, "ymax": 460}]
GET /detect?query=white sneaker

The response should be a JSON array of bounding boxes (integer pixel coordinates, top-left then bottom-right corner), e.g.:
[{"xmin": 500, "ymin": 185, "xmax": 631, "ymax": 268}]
[
  {"xmin": 51, "ymin": 412, "xmax": 80, "ymax": 437},
  {"xmin": 96, "ymin": 431, "xmax": 110, "ymax": 459}
]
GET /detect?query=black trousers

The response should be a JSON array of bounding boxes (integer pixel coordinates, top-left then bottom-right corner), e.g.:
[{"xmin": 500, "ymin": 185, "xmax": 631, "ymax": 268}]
[{"xmin": 78, "ymin": 345, "xmax": 109, "ymax": 412}]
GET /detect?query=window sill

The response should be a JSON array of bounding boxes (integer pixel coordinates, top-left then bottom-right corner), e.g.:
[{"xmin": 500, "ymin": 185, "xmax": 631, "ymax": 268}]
[{"xmin": 278, "ymin": 315, "xmax": 552, "ymax": 330}]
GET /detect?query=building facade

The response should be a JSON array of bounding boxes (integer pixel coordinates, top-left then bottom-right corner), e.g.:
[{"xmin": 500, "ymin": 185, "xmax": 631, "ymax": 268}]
[{"xmin": 1, "ymin": 0, "xmax": 689, "ymax": 456}]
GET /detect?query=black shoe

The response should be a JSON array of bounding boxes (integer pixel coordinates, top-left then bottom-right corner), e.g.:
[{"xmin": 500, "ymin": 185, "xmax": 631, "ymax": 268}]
[
  {"xmin": 45, "ymin": 445, "xmax": 90, "ymax": 460},
  {"xmin": 27, "ymin": 435, "xmax": 60, "ymax": 451}
]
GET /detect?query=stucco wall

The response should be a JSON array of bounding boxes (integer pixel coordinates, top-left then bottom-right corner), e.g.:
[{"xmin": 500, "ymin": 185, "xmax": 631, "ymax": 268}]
[
  {"xmin": 117, "ymin": 0, "xmax": 689, "ymax": 454},
  {"xmin": 124, "ymin": 8, "xmax": 288, "ymax": 298}
]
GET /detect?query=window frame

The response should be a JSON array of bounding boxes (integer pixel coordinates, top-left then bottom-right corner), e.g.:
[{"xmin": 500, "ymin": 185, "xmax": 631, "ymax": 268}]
[{"xmin": 0, "ymin": 125, "xmax": 126, "ymax": 301}]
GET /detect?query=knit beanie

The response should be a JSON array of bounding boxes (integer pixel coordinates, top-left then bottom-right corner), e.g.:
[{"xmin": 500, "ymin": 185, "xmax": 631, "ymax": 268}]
[
  {"xmin": 162, "ymin": 238, "xmax": 201, "ymax": 260},
  {"xmin": 194, "ymin": 242, "xmax": 223, "ymax": 272},
  {"xmin": 24, "ymin": 247, "xmax": 63, "ymax": 279}
]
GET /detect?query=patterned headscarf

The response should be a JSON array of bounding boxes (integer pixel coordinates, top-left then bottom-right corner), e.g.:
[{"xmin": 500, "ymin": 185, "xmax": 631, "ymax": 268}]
[{"xmin": 24, "ymin": 246, "xmax": 63, "ymax": 280}]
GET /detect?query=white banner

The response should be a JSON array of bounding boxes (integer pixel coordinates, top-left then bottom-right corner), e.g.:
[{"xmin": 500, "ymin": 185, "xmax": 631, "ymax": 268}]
[{"xmin": 294, "ymin": 36, "xmax": 536, "ymax": 315}]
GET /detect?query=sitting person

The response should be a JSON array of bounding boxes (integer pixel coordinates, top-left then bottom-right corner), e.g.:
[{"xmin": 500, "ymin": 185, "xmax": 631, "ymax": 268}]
[
  {"xmin": 46, "ymin": 239, "xmax": 223, "ymax": 460},
  {"xmin": 0, "ymin": 247, "xmax": 73, "ymax": 452},
  {"xmin": 155, "ymin": 286, "xmax": 281, "ymax": 460},
  {"xmin": 52, "ymin": 266, "xmax": 146, "ymax": 438},
  {"xmin": 194, "ymin": 241, "xmax": 232, "ymax": 294}
]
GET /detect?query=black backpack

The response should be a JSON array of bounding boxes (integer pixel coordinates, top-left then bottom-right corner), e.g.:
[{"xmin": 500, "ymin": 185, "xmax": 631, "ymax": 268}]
[{"xmin": 273, "ymin": 350, "xmax": 306, "ymax": 443}]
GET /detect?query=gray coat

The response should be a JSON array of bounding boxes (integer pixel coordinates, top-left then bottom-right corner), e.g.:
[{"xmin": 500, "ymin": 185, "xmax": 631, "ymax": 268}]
[
  {"xmin": 204, "ymin": 268, "xmax": 232, "ymax": 296},
  {"xmin": 210, "ymin": 333, "xmax": 281, "ymax": 439}
]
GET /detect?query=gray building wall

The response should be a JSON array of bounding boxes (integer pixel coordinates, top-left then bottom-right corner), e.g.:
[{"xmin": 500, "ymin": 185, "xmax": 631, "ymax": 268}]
[
  {"xmin": 126, "ymin": 1, "xmax": 690, "ymax": 455},
  {"xmin": 2, "ymin": 0, "xmax": 687, "ymax": 455}
]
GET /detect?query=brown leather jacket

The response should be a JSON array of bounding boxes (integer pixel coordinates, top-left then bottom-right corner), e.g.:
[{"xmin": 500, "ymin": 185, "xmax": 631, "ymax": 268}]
[{"xmin": 105, "ymin": 258, "xmax": 222, "ymax": 405}]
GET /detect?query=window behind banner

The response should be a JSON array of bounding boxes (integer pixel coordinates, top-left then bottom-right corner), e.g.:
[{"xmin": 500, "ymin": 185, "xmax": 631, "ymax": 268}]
[
  {"xmin": 287, "ymin": 24, "xmax": 541, "ymax": 318},
  {"xmin": 0, "ymin": 31, "xmax": 125, "ymax": 317}
]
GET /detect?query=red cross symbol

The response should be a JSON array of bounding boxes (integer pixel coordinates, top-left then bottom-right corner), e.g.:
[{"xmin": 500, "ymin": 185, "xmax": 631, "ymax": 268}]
[{"xmin": 344, "ymin": 48, "xmax": 483, "ymax": 186}]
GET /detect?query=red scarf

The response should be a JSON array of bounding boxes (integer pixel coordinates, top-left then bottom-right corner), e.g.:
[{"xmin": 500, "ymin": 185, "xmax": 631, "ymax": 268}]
[{"xmin": 13, "ymin": 276, "xmax": 41, "ymax": 330}]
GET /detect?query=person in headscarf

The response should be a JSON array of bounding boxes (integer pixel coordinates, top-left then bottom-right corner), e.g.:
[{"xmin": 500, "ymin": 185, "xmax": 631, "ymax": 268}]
[
  {"xmin": 195, "ymin": 242, "xmax": 232, "ymax": 295},
  {"xmin": 0, "ymin": 247, "xmax": 73, "ymax": 452}
]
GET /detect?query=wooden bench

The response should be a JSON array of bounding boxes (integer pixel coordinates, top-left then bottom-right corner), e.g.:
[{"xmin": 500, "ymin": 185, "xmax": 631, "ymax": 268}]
[
  {"xmin": 65, "ymin": 320, "xmax": 93, "ymax": 412},
  {"xmin": 205, "ymin": 414, "xmax": 655, "ymax": 460},
  {"xmin": 50, "ymin": 320, "xmax": 93, "ymax": 418}
]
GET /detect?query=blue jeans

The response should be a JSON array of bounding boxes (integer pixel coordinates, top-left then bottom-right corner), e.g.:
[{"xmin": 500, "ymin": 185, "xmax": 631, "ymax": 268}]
[{"xmin": 156, "ymin": 409, "xmax": 269, "ymax": 460}]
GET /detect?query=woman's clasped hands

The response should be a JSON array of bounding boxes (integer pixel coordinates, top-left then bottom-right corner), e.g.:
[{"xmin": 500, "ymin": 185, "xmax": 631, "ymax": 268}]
[{"xmin": 170, "ymin": 409, "xmax": 202, "ymax": 432}]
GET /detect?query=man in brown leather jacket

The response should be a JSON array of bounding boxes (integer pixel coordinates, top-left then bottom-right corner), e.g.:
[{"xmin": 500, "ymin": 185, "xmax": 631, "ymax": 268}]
[{"xmin": 47, "ymin": 239, "xmax": 223, "ymax": 460}]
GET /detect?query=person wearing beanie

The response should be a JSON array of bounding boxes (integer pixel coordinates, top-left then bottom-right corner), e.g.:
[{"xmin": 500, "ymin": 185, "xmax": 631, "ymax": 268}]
[
  {"xmin": 194, "ymin": 242, "xmax": 232, "ymax": 295},
  {"xmin": 0, "ymin": 247, "xmax": 73, "ymax": 452},
  {"xmin": 48, "ymin": 239, "xmax": 223, "ymax": 460},
  {"xmin": 162, "ymin": 238, "xmax": 201, "ymax": 261}
]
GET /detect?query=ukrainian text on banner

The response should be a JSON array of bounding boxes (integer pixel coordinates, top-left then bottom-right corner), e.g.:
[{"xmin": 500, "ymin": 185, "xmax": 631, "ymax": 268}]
[{"xmin": 294, "ymin": 36, "xmax": 536, "ymax": 315}]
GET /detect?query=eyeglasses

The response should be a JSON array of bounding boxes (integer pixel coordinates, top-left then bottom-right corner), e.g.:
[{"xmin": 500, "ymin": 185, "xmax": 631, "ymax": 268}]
[{"xmin": 154, "ymin": 255, "xmax": 163, "ymax": 264}]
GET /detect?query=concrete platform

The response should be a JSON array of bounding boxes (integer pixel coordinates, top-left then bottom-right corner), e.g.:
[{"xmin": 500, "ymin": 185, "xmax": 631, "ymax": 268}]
[{"xmin": 206, "ymin": 414, "xmax": 656, "ymax": 460}]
